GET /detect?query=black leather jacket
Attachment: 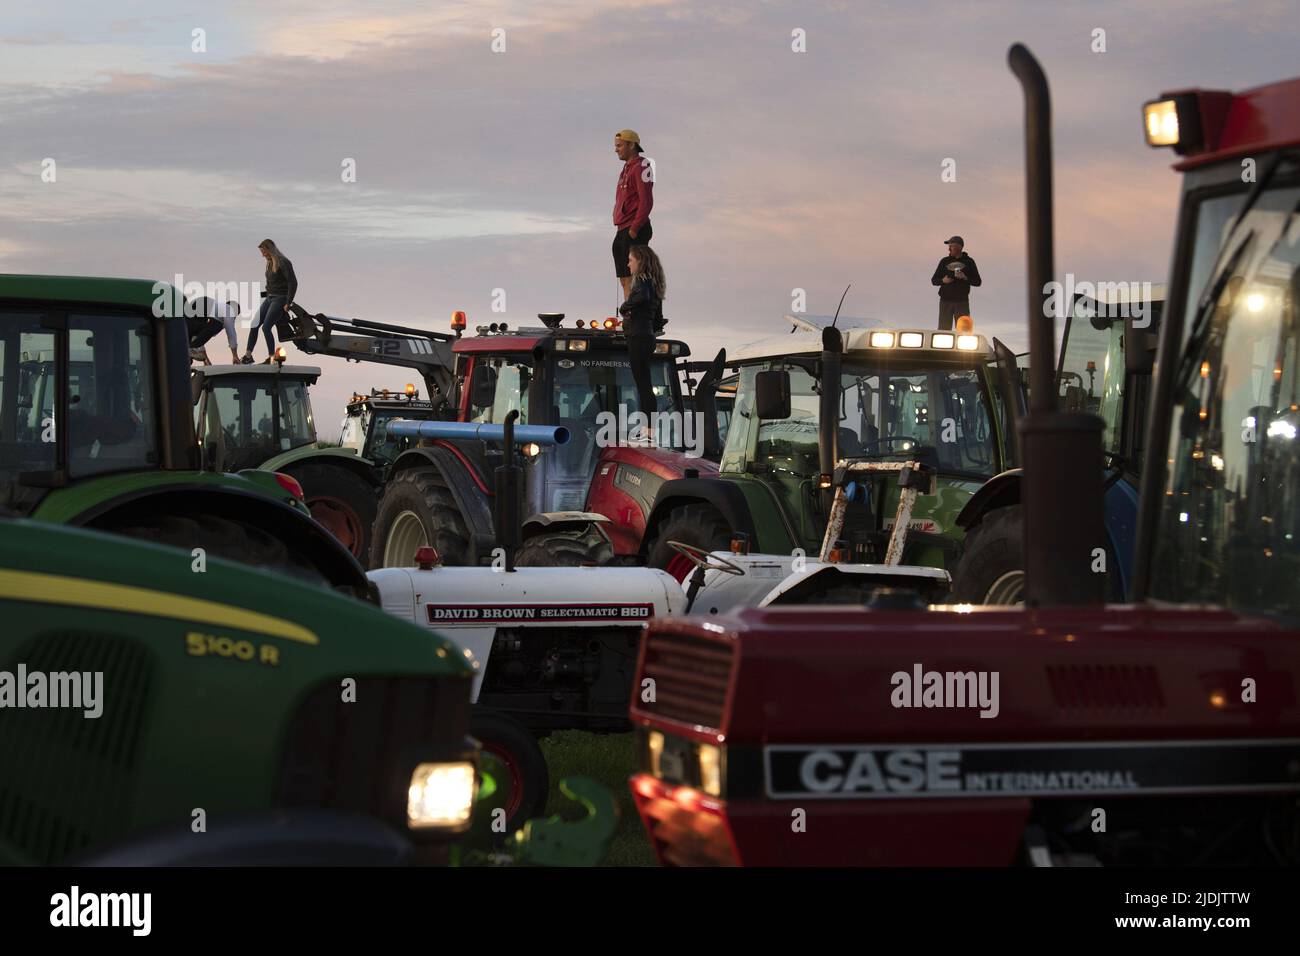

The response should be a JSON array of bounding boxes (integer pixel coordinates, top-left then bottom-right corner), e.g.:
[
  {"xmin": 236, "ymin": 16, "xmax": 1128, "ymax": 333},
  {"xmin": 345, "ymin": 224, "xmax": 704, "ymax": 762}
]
[{"xmin": 618, "ymin": 277, "xmax": 664, "ymax": 335}]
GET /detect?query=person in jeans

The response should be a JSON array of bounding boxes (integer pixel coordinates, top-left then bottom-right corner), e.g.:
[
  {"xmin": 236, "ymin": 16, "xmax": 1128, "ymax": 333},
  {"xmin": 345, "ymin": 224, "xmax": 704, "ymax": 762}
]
[
  {"xmin": 931, "ymin": 235, "xmax": 982, "ymax": 330},
  {"xmin": 243, "ymin": 239, "xmax": 298, "ymax": 364},
  {"xmin": 618, "ymin": 245, "xmax": 667, "ymax": 441},
  {"xmin": 218, "ymin": 299, "xmax": 242, "ymax": 364},
  {"xmin": 612, "ymin": 129, "xmax": 654, "ymax": 301}
]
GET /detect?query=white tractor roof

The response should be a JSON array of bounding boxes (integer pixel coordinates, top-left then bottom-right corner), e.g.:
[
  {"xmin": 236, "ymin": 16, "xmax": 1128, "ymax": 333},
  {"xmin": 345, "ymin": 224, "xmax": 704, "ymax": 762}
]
[
  {"xmin": 198, "ymin": 364, "xmax": 322, "ymax": 378},
  {"xmin": 732, "ymin": 318, "xmax": 992, "ymax": 362}
]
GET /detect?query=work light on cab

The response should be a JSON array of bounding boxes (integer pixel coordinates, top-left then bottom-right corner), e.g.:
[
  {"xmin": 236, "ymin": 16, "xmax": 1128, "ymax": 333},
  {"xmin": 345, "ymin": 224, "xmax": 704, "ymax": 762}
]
[
  {"xmin": 870, "ymin": 331, "xmax": 895, "ymax": 348},
  {"xmin": 407, "ymin": 761, "xmax": 476, "ymax": 830},
  {"xmin": 932, "ymin": 332, "xmax": 955, "ymax": 349},
  {"xmin": 899, "ymin": 332, "xmax": 924, "ymax": 348}
]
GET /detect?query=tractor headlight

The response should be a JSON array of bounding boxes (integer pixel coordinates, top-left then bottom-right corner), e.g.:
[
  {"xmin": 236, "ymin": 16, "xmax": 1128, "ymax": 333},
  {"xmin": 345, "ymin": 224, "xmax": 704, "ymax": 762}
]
[
  {"xmin": 956, "ymin": 334, "xmax": 979, "ymax": 351},
  {"xmin": 899, "ymin": 332, "xmax": 924, "ymax": 348},
  {"xmin": 932, "ymin": 333, "xmax": 955, "ymax": 349},
  {"xmin": 869, "ymin": 331, "xmax": 895, "ymax": 348},
  {"xmin": 568, "ymin": 339, "xmax": 589, "ymax": 352},
  {"xmin": 521, "ymin": 441, "xmax": 542, "ymax": 459},
  {"xmin": 698, "ymin": 743, "xmax": 723, "ymax": 797},
  {"xmin": 407, "ymin": 761, "xmax": 476, "ymax": 829},
  {"xmin": 1143, "ymin": 98, "xmax": 1180, "ymax": 147}
]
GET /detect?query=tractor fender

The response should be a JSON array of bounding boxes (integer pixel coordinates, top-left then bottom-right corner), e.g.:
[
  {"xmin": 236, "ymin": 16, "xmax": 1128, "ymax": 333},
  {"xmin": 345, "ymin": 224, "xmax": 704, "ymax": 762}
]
[
  {"xmin": 955, "ymin": 468, "xmax": 1024, "ymax": 530},
  {"xmin": 641, "ymin": 478, "xmax": 758, "ymax": 556},
  {"xmin": 263, "ymin": 445, "xmax": 379, "ymax": 487},
  {"xmin": 72, "ymin": 484, "xmax": 370, "ymax": 595},
  {"xmin": 521, "ymin": 511, "xmax": 609, "ymax": 541},
  {"xmin": 387, "ymin": 446, "xmax": 497, "ymax": 563}
]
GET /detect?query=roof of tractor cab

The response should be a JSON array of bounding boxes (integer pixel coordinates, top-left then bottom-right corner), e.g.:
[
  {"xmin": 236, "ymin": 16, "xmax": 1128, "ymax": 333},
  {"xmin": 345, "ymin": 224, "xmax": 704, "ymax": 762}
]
[
  {"xmin": 454, "ymin": 326, "xmax": 690, "ymax": 357},
  {"xmin": 196, "ymin": 364, "xmax": 322, "ymax": 380},
  {"xmin": 732, "ymin": 327, "xmax": 993, "ymax": 363},
  {"xmin": 0, "ymin": 274, "xmax": 180, "ymax": 313},
  {"xmin": 1169, "ymin": 76, "xmax": 1300, "ymax": 171}
]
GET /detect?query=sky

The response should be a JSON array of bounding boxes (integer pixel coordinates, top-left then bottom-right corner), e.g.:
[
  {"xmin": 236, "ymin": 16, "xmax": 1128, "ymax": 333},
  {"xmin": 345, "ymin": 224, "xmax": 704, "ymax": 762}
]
[{"xmin": 2, "ymin": 0, "xmax": 1297, "ymax": 436}]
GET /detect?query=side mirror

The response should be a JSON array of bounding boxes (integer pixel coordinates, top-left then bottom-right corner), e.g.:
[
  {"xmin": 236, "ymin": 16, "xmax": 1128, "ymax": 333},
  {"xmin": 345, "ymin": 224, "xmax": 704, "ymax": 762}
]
[
  {"xmin": 754, "ymin": 369, "xmax": 791, "ymax": 420},
  {"xmin": 470, "ymin": 365, "xmax": 499, "ymax": 407},
  {"xmin": 1124, "ymin": 316, "xmax": 1159, "ymax": 375}
]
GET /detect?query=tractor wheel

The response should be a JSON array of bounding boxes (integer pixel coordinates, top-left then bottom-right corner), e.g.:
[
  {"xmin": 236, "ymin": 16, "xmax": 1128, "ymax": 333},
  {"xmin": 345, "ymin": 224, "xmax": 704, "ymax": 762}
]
[
  {"xmin": 515, "ymin": 524, "xmax": 615, "ymax": 567},
  {"xmin": 370, "ymin": 466, "xmax": 472, "ymax": 568},
  {"xmin": 644, "ymin": 503, "xmax": 733, "ymax": 584},
  {"xmin": 470, "ymin": 709, "xmax": 549, "ymax": 837},
  {"xmin": 285, "ymin": 462, "xmax": 377, "ymax": 568},
  {"xmin": 950, "ymin": 506, "xmax": 1026, "ymax": 605},
  {"xmin": 109, "ymin": 513, "xmax": 327, "ymax": 587}
]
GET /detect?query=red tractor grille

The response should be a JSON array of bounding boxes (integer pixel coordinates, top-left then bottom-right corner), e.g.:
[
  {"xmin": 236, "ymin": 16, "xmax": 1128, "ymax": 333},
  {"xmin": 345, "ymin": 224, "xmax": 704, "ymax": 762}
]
[
  {"xmin": 636, "ymin": 630, "xmax": 735, "ymax": 731},
  {"xmin": 1047, "ymin": 665, "xmax": 1166, "ymax": 711}
]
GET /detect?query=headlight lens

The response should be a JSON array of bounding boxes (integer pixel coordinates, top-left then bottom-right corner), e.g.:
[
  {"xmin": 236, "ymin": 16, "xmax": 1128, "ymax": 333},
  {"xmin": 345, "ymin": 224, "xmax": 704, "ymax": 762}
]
[
  {"xmin": 698, "ymin": 743, "xmax": 723, "ymax": 797},
  {"xmin": 407, "ymin": 761, "xmax": 476, "ymax": 829}
]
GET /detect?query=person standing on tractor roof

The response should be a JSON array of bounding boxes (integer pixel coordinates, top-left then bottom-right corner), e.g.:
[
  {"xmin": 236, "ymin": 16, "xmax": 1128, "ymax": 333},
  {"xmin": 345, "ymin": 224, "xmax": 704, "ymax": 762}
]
[
  {"xmin": 243, "ymin": 239, "xmax": 298, "ymax": 364},
  {"xmin": 613, "ymin": 129, "xmax": 654, "ymax": 301},
  {"xmin": 619, "ymin": 245, "xmax": 667, "ymax": 436},
  {"xmin": 931, "ymin": 235, "xmax": 982, "ymax": 331}
]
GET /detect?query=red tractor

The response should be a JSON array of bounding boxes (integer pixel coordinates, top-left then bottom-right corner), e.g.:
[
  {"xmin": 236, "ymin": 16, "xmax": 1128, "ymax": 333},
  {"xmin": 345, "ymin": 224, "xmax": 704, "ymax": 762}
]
[
  {"xmin": 365, "ymin": 312, "xmax": 725, "ymax": 568},
  {"xmin": 628, "ymin": 47, "xmax": 1300, "ymax": 866}
]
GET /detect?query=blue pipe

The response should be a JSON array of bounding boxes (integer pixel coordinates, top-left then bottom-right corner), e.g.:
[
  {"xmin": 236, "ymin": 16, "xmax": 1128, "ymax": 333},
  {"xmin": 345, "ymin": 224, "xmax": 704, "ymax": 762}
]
[{"xmin": 387, "ymin": 418, "xmax": 570, "ymax": 446}]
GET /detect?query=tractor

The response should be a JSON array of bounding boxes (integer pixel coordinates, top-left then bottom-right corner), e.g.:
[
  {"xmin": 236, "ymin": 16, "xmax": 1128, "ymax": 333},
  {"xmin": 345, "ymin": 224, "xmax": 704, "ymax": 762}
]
[
  {"xmin": 355, "ymin": 311, "xmax": 711, "ymax": 569},
  {"xmin": 638, "ymin": 314, "xmax": 1026, "ymax": 587},
  {"xmin": 193, "ymin": 354, "xmax": 439, "ymax": 565},
  {"xmin": 950, "ymin": 287, "xmax": 1165, "ymax": 603},
  {"xmin": 0, "ymin": 514, "xmax": 480, "ymax": 865},
  {"xmin": 627, "ymin": 46, "xmax": 1300, "ymax": 867},
  {"xmin": 0, "ymin": 275, "xmax": 368, "ymax": 596}
]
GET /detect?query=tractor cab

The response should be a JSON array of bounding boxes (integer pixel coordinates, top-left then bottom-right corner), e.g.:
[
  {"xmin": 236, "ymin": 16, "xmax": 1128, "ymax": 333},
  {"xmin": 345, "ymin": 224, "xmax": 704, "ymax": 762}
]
[
  {"xmin": 449, "ymin": 315, "xmax": 690, "ymax": 514},
  {"xmin": 341, "ymin": 385, "xmax": 437, "ymax": 471},
  {"xmin": 1138, "ymin": 84, "xmax": 1300, "ymax": 617},
  {"xmin": 714, "ymin": 321, "xmax": 1021, "ymax": 566},
  {"xmin": 192, "ymin": 360, "xmax": 320, "ymax": 472}
]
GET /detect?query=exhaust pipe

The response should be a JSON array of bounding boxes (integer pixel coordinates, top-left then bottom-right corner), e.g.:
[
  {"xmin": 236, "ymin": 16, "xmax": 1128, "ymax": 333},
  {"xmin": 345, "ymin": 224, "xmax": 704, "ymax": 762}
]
[
  {"xmin": 1008, "ymin": 44, "xmax": 1106, "ymax": 606},
  {"xmin": 818, "ymin": 325, "xmax": 844, "ymax": 497}
]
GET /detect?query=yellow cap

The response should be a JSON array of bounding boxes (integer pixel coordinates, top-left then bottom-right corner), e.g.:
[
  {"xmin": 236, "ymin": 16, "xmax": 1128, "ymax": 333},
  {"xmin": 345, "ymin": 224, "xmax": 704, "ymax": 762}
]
[{"xmin": 615, "ymin": 129, "xmax": 641, "ymax": 145}]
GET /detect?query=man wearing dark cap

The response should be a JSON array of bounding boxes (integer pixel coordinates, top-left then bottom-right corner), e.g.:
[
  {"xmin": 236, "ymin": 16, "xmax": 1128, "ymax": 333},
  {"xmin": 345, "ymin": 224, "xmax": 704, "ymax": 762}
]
[
  {"xmin": 931, "ymin": 236, "xmax": 982, "ymax": 330},
  {"xmin": 613, "ymin": 128, "xmax": 654, "ymax": 299}
]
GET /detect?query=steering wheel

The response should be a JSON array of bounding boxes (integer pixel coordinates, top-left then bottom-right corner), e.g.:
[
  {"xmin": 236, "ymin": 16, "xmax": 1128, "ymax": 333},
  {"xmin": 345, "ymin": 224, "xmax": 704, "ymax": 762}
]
[{"xmin": 667, "ymin": 540, "xmax": 746, "ymax": 575}]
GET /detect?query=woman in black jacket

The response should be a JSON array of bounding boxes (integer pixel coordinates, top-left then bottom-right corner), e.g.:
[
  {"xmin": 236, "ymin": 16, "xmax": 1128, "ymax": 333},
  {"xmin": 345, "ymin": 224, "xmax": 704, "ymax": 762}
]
[
  {"xmin": 243, "ymin": 239, "xmax": 298, "ymax": 364},
  {"xmin": 618, "ymin": 245, "xmax": 666, "ymax": 425}
]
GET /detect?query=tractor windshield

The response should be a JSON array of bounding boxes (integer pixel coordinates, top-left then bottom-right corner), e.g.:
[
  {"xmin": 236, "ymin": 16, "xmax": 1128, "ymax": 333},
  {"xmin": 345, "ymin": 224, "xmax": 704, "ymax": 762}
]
[
  {"xmin": 204, "ymin": 374, "xmax": 316, "ymax": 471},
  {"xmin": 1150, "ymin": 170, "xmax": 1300, "ymax": 618},
  {"xmin": 723, "ymin": 360, "xmax": 1001, "ymax": 479},
  {"xmin": 0, "ymin": 310, "xmax": 158, "ymax": 508}
]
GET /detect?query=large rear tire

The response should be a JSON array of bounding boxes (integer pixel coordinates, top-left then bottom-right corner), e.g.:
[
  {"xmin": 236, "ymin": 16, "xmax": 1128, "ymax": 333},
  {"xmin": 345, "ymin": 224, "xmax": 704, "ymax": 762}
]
[
  {"xmin": 285, "ymin": 462, "xmax": 377, "ymax": 568},
  {"xmin": 515, "ymin": 524, "xmax": 615, "ymax": 567},
  {"xmin": 950, "ymin": 506, "xmax": 1026, "ymax": 605},
  {"xmin": 370, "ymin": 466, "xmax": 472, "ymax": 568},
  {"xmin": 644, "ymin": 503, "xmax": 733, "ymax": 584},
  {"xmin": 109, "ymin": 513, "xmax": 328, "ymax": 587},
  {"xmin": 470, "ymin": 710, "xmax": 549, "ymax": 837}
]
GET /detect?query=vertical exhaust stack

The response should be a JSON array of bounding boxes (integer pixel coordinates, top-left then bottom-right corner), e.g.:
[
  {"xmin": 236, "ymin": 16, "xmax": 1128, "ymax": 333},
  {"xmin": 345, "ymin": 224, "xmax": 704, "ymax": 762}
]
[
  {"xmin": 1008, "ymin": 44, "xmax": 1106, "ymax": 606},
  {"xmin": 818, "ymin": 325, "xmax": 844, "ymax": 496}
]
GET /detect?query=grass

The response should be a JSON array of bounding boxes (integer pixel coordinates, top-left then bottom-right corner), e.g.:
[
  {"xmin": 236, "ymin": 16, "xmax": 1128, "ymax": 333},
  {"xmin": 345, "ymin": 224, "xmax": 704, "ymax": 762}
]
[{"xmin": 539, "ymin": 730, "xmax": 656, "ymax": 867}]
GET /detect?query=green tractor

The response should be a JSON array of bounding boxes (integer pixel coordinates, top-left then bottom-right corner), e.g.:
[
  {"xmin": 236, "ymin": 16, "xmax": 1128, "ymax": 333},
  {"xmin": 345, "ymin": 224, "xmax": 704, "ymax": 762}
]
[
  {"xmin": 0, "ymin": 515, "xmax": 480, "ymax": 865},
  {"xmin": 1, "ymin": 275, "xmax": 367, "ymax": 595},
  {"xmin": 192, "ymin": 357, "xmax": 439, "ymax": 565},
  {"xmin": 641, "ymin": 317, "xmax": 1026, "ymax": 583}
]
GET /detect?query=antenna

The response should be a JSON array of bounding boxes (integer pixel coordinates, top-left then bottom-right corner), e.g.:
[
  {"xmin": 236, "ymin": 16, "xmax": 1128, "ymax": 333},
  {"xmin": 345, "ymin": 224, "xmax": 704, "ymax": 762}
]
[{"xmin": 831, "ymin": 284, "xmax": 851, "ymax": 329}]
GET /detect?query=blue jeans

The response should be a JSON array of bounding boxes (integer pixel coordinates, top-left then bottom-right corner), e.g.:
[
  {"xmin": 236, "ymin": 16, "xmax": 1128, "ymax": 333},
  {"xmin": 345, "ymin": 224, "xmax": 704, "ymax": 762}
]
[{"xmin": 246, "ymin": 295, "xmax": 285, "ymax": 355}]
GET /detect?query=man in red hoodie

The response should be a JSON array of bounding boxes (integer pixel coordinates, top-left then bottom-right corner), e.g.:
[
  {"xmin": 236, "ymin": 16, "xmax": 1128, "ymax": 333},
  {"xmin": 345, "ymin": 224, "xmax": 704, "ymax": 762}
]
[{"xmin": 613, "ymin": 128, "xmax": 654, "ymax": 299}]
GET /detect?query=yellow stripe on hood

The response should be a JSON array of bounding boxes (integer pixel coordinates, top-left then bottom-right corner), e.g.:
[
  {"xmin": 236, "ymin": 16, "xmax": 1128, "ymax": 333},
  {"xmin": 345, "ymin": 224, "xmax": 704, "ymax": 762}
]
[{"xmin": 0, "ymin": 569, "xmax": 319, "ymax": 645}]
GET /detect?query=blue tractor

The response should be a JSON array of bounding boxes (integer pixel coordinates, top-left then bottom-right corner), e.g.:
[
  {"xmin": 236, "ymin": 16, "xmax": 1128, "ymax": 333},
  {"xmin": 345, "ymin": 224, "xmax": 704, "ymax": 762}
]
[{"xmin": 950, "ymin": 287, "xmax": 1164, "ymax": 603}]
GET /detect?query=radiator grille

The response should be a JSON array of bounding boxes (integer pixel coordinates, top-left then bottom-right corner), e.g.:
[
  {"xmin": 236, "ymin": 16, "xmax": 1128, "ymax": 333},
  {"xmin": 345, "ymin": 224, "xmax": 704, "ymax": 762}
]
[
  {"xmin": 637, "ymin": 631, "xmax": 735, "ymax": 731},
  {"xmin": 1047, "ymin": 665, "xmax": 1165, "ymax": 710},
  {"xmin": 0, "ymin": 631, "xmax": 153, "ymax": 864},
  {"xmin": 278, "ymin": 676, "xmax": 467, "ymax": 829}
]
